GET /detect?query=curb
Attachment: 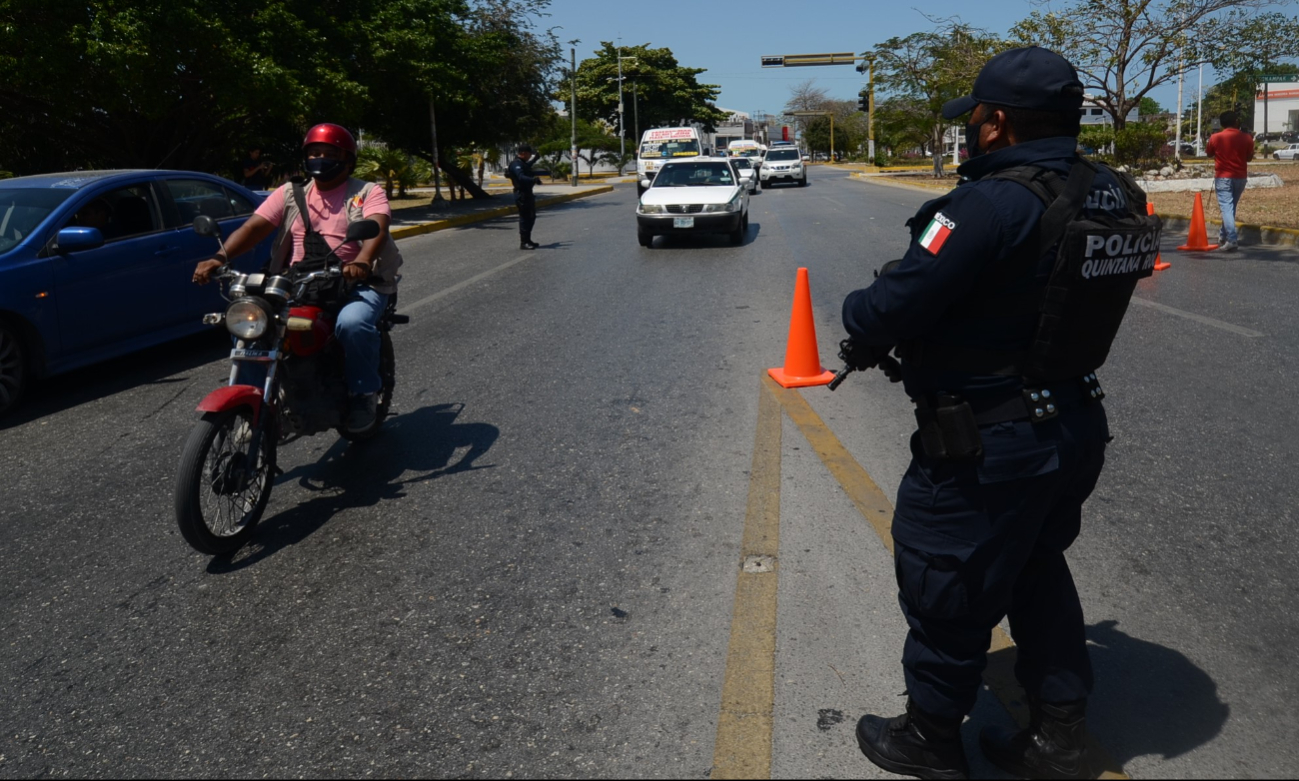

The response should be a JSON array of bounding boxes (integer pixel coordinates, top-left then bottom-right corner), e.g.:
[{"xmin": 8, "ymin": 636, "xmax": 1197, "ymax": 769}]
[
  {"xmin": 389, "ymin": 185, "xmax": 614, "ymax": 240},
  {"xmin": 1156, "ymin": 214, "xmax": 1299, "ymax": 248},
  {"xmin": 849, "ymin": 172, "xmax": 953, "ymax": 195}
]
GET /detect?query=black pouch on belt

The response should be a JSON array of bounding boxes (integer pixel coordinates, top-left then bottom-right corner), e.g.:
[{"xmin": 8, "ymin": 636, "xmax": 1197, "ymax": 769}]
[{"xmin": 914, "ymin": 394, "xmax": 983, "ymax": 461}]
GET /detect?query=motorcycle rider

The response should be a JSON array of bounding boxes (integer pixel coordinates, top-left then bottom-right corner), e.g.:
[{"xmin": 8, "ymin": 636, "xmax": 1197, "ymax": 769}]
[{"xmin": 193, "ymin": 123, "xmax": 403, "ymax": 432}]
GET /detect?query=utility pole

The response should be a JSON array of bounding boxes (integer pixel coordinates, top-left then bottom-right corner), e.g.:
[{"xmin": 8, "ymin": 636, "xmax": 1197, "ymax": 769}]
[
  {"xmin": 867, "ymin": 57, "xmax": 875, "ymax": 164},
  {"xmin": 633, "ymin": 81, "xmax": 639, "ymax": 146},
  {"xmin": 1196, "ymin": 63, "xmax": 1204, "ymax": 157},
  {"xmin": 1175, "ymin": 55, "xmax": 1185, "ymax": 163},
  {"xmin": 571, "ymin": 47, "xmax": 578, "ymax": 187},
  {"xmin": 616, "ymin": 53, "xmax": 638, "ymax": 169}
]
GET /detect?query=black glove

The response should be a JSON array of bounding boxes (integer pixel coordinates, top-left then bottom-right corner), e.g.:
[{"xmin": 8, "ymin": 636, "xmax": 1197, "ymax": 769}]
[{"xmin": 838, "ymin": 338, "xmax": 893, "ymax": 371}]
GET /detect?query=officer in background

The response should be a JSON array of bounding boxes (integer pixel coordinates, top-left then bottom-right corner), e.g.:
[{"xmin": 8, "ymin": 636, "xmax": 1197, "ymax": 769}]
[
  {"xmin": 507, "ymin": 143, "xmax": 541, "ymax": 250},
  {"xmin": 842, "ymin": 47, "xmax": 1160, "ymax": 780}
]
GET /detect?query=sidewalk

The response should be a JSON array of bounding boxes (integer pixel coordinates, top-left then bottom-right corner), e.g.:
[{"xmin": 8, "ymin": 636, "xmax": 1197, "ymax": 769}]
[{"xmin": 388, "ymin": 183, "xmax": 614, "ymax": 240}]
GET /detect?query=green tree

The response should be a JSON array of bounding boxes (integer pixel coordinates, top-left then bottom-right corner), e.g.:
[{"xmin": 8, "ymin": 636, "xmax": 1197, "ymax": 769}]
[
  {"xmin": 873, "ymin": 22, "xmax": 1011, "ymax": 174},
  {"xmin": 0, "ymin": 0, "xmax": 562, "ymax": 179},
  {"xmin": 569, "ymin": 42, "xmax": 727, "ymax": 147},
  {"xmin": 1011, "ymin": 0, "xmax": 1296, "ymax": 131}
]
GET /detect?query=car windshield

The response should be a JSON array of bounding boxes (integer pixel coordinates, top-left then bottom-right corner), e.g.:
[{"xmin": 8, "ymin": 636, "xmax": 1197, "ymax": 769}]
[
  {"xmin": 732, "ymin": 159, "xmax": 752, "ymax": 170},
  {"xmin": 652, "ymin": 163, "xmax": 736, "ymax": 187},
  {"xmin": 0, "ymin": 189, "xmax": 76, "ymax": 254},
  {"xmin": 640, "ymin": 139, "xmax": 701, "ymax": 159},
  {"xmin": 766, "ymin": 150, "xmax": 800, "ymax": 161}
]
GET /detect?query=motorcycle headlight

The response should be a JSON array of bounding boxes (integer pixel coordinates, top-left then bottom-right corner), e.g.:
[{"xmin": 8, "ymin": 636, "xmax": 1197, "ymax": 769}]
[
  {"xmin": 639, "ymin": 202, "xmax": 665, "ymax": 214},
  {"xmin": 226, "ymin": 298, "xmax": 270, "ymax": 340}
]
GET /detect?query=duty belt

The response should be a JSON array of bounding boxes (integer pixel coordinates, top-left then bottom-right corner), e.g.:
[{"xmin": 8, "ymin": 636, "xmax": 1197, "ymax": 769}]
[{"xmin": 962, "ymin": 373, "xmax": 1105, "ymax": 426}]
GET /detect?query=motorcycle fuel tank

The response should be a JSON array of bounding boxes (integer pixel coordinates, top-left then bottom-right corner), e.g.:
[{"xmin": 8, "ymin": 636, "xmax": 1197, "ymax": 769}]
[{"xmin": 283, "ymin": 306, "xmax": 335, "ymax": 356}]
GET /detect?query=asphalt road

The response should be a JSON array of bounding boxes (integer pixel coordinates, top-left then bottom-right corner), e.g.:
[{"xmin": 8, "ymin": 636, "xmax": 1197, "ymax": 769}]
[{"xmin": 2, "ymin": 168, "xmax": 1298, "ymax": 778}]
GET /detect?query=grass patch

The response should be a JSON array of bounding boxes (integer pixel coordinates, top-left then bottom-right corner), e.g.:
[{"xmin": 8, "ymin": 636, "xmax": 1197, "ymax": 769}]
[{"xmin": 1146, "ymin": 164, "xmax": 1299, "ymax": 230}]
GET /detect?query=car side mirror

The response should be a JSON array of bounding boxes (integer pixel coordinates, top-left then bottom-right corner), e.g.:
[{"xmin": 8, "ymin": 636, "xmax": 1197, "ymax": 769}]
[
  {"xmin": 192, "ymin": 214, "xmax": 220, "ymax": 237},
  {"xmin": 345, "ymin": 219, "xmax": 381, "ymax": 242},
  {"xmin": 54, "ymin": 227, "xmax": 104, "ymax": 253},
  {"xmin": 640, "ymin": 178, "xmax": 652, "ymax": 189}
]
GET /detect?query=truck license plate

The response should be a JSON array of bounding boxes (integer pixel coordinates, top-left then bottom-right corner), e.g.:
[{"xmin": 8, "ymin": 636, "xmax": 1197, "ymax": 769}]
[{"xmin": 674, "ymin": 217, "xmax": 694, "ymax": 228}]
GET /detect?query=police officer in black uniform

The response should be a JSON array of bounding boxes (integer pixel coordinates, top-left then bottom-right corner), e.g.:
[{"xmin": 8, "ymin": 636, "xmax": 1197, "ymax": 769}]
[
  {"xmin": 843, "ymin": 47, "xmax": 1160, "ymax": 780},
  {"xmin": 507, "ymin": 143, "xmax": 541, "ymax": 249}
]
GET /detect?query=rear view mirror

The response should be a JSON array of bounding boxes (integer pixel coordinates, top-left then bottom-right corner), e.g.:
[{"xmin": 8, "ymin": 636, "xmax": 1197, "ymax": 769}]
[
  {"xmin": 192, "ymin": 214, "xmax": 219, "ymax": 237},
  {"xmin": 345, "ymin": 219, "xmax": 381, "ymax": 242},
  {"xmin": 54, "ymin": 227, "xmax": 104, "ymax": 253}
]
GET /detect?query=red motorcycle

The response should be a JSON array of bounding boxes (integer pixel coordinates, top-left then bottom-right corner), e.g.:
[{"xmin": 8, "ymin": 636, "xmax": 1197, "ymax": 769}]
[{"xmin": 173, "ymin": 215, "xmax": 407, "ymax": 554}]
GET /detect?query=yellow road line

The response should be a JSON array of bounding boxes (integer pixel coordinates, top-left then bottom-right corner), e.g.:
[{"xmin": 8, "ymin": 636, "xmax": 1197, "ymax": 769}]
[
  {"xmin": 712, "ymin": 378, "xmax": 783, "ymax": 780},
  {"xmin": 766, "ymin": 376, "xmax": 1128, "ymax": 779}
]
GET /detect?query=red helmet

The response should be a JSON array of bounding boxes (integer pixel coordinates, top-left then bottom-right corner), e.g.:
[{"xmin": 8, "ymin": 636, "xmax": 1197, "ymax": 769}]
[{"xmin": 302, "ymin": 123, "xmax": 357, "ymax": 157}]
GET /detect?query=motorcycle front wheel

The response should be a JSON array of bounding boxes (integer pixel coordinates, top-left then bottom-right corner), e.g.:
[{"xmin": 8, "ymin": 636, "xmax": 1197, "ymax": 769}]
[{"xmin": 174, "ymin": 407, "xmax": 276, "ymax": 555}]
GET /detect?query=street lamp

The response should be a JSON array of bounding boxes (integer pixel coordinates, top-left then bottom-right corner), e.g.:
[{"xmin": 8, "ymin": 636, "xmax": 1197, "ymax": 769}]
[{"xmin": 617, "ymin": 53, "xmax": 638, "ymax": 163}]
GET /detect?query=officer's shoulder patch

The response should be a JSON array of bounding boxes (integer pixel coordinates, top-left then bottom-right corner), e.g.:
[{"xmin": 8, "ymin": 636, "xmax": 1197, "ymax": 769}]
[{"xmin": 918, "ymin": 211, "xmax": 957, "ymax": 255}]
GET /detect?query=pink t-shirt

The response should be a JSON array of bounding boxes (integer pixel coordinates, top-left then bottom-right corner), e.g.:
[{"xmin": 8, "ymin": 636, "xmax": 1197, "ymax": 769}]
[{"xmin": 254, "ymin": 180, "xmax": 390, "ymax": 265}]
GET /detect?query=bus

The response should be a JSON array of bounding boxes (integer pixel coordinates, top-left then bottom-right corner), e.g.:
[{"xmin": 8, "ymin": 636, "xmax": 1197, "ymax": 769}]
[{"xmin": 637, "ymin": 127, "xmax": 703, "ymax": 195}]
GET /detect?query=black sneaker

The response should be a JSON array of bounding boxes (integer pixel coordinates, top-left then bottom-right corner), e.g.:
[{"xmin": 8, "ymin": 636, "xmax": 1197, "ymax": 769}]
[
  {"xmin": 856, "ymin": 699, "xmax": 969, "ymax": 780},
  {"xmin": 345, "ymin": 393, "xmax": 378, "ymax": 433},
  {"xmin": 979, "ymin": 698, "xmax": 1096, "ymax": 780}
]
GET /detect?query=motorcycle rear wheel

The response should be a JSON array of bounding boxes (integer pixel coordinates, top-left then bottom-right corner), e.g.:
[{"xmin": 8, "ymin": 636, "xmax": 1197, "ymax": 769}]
[
  {"xmin": 174, "ymin": 407, "xmax": 276, "ymax": 555},
  {"xmin": 338, "ymin": 331, "xmax": 395, "ymax": 442}
]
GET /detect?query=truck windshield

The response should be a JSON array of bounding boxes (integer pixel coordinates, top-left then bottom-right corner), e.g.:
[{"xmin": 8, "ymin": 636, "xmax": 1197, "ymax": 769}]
[{"xmin": 640, "ymin": 140, "xmax": 701, "ymax": 159}]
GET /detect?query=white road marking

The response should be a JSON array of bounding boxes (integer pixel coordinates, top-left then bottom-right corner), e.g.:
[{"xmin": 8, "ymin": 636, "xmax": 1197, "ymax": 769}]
[
  {"xmin": 1129, "ymin": 296, "xmax": 1264, "ymax": 338},
  {"xmin": 397, "ymin": 255, "xmax": 534, "ymax": 315}
]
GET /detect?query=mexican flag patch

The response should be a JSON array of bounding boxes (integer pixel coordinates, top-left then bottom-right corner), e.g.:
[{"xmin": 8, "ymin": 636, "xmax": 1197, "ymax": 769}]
[{"xmin": 918, "ymin": 212, "xmax": 956, "ymax": 255}]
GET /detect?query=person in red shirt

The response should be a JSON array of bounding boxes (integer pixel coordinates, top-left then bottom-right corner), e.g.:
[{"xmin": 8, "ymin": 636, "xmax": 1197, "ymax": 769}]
[{"xmin": 1205, "ymin": 110, "xmax": 1255, "ymax": 251}]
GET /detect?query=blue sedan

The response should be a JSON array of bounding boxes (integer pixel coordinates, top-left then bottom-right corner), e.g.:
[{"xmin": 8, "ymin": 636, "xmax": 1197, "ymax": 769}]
[{"xmin": 0, "ymin": 170, "xmax": 273, "ymax": 415}]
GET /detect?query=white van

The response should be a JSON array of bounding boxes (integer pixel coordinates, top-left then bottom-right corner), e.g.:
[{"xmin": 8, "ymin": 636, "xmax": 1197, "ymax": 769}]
[
  {"xmin": 637, "ymin": 127, "xmax": 703, "ymax": 195},
  {"xmin": 728, "ymin": 139, "xmax": 764, "ymax": 165}
]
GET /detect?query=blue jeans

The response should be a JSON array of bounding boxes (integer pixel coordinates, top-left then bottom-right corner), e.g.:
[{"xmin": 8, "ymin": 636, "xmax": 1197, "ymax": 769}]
[
  {"xmin": 335, "ymin": 285, "xmax": 389, "ymax": 395},
  {"xmin": 1214, "ymin": 177, "xmax": 1247, "ymax": 244}
]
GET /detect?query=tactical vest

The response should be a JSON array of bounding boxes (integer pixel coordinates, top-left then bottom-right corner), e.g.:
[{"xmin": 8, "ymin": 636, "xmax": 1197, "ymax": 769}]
[
  {"xmin": 270, "ymin": 178, "xmax": 403, "ymax": 295},
  {"xmin": 907, "ymin": 161, "xmax": 1160, "ymax": 383}
]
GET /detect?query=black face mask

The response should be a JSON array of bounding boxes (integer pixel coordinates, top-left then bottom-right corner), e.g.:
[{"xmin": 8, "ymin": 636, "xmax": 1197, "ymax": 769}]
[
  {"xmin": 306, "ymin": 157, "xmax": 348, "ymax": 182},
  {"xmin": 964, "ymin": 118, "xmax": 989, "ymax": 160}
]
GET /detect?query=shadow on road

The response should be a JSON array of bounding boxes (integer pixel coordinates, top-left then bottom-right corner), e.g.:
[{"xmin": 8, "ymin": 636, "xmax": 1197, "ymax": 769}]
[
  {"xmin": 647, "ymin": 222, "xmax": 763, "ymax": 250},
  {"xmin": 206, "ymin": 402, "xmax": 499, "ymax": 573},
  {"xmin": 1086, "ymin": 619, "xmax": 1229, "ymax": 765},
  {"xmin": 0, "ymin": 329, "xmax": 230, "ymax": 431},
  {"xmin": 983, "ymin": 618, "xmax": 1228, "ymax": 775}
]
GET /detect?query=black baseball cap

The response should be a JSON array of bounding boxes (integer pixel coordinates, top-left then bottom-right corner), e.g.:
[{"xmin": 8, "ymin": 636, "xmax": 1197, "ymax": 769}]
[{"xmin": 942, "ymin": 46, "xmax": 1084, "ymax": 120}]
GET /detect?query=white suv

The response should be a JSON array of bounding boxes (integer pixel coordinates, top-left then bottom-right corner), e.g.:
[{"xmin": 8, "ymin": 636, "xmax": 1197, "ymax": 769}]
[
  {"xmin": 760, "ymin": 147, "xmax": 807, "ymax": 187},
  {"xmin": 1272, "ymin": 143, "xmax": 1299, "ymax": 160}
]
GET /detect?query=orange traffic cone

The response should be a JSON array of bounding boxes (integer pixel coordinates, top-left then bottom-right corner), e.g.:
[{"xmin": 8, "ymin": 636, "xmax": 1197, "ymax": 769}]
[
  {"xmin": 768, "ymin": 267, "xmax": 836, "ymax": 388},
  {"xmin": 1176, "ymin": 192, "xmax": 1219, "ymax": 251},
  {"xmin": 1149, "ymin": 202, "xmax": 1171, "ymax": 270}
]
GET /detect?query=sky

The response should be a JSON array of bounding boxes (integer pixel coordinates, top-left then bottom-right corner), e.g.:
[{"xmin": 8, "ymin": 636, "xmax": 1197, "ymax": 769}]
[{"xmin": 534, "ymin": 0, "xmax": 1230, "ymax": 120}]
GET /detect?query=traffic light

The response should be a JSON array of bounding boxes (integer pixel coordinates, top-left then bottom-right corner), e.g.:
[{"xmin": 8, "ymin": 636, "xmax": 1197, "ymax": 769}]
[{"xmin": 858, "ymin": 90, "xmax": 869, "ymax": 113}]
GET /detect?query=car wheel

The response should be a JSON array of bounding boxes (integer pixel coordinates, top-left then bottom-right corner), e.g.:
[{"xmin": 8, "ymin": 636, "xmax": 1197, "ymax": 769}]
[
  {"xmin": 729, "ymin": 214, "xmax": 747, "ymax": 245},
  {"xmin": 799, "ymin": 175, "xmax": 808, "ymax": 187},
  {"xmin": 1275, "ymin": 153, "xmax": 1281, "ymax": 160},
  {"xmin": 638, "ymin": 230, "xmax": 653, "ymax": 248},
  {"xmin": 0, "ymin": 320, "xmax": 28, "ymax": 417}
]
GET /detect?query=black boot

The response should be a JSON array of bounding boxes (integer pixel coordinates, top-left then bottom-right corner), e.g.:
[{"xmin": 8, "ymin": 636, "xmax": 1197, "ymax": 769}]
[
  {"xmin": 979, "ymin": 697, "xmax": 1096, "ymax": 780},
  {"xmin": 520, "ymin": 237, "xmax": 534, "ymax": 250},
  {"xmin": 856, "ymin": 699, "xmax": 969, "ymax": 780}
]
